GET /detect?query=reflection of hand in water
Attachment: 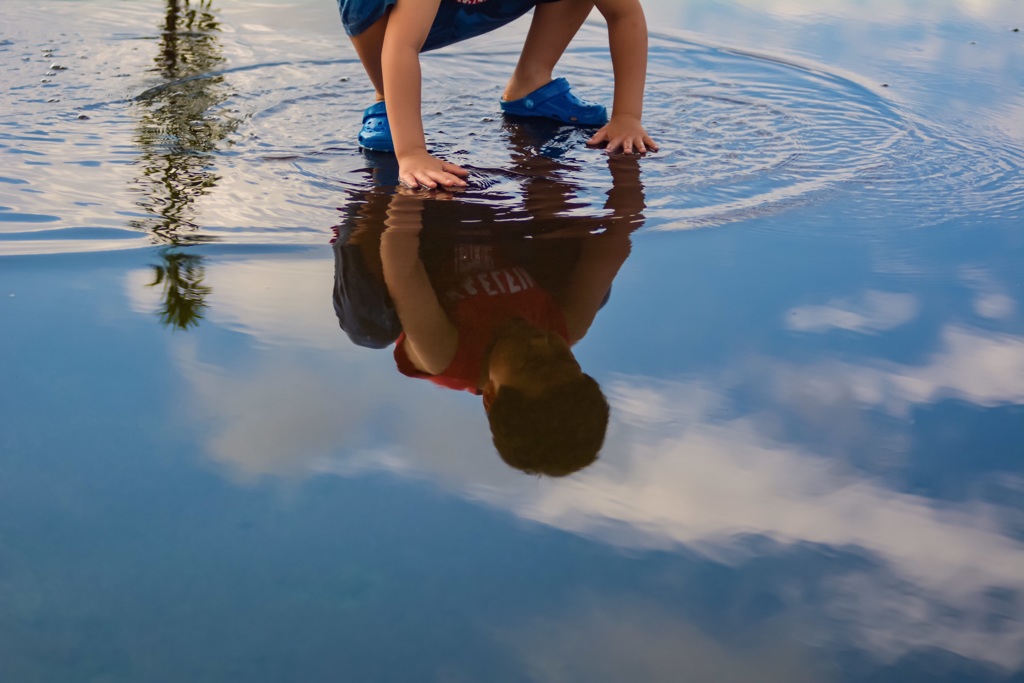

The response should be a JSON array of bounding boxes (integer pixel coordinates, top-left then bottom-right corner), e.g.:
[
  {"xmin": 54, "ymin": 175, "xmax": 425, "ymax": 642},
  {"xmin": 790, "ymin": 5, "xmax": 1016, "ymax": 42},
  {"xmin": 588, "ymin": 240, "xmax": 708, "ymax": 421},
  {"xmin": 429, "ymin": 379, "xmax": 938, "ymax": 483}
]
[{"xmin": 333, "ymin": 127, "xmax": 645, "ymax": 475}]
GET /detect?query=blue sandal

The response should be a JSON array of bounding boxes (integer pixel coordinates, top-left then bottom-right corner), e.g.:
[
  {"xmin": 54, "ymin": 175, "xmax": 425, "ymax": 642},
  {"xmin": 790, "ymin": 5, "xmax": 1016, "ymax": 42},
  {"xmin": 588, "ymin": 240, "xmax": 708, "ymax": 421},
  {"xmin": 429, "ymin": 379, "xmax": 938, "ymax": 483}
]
[
  {"xmin": 358, "ymin": 101, "xmax": 393, "ymax": 152},
  {"xmin": 500, "ymin": 77, "xmax": 608, "ymax": 126}
]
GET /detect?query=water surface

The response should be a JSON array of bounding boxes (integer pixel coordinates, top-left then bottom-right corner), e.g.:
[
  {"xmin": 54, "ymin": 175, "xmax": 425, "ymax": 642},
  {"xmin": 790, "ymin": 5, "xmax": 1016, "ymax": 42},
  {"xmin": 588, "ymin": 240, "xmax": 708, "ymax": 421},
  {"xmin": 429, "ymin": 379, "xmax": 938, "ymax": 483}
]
[{"xmin": 2, "ymin": 0, "xmax": 1023, "ymax": 680}]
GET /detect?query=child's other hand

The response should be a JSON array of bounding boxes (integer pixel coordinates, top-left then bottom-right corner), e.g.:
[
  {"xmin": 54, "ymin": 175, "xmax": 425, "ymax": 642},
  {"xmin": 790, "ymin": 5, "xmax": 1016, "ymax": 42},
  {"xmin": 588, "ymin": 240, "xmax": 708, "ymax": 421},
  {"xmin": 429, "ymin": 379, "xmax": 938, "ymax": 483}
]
[
  {"xmin": 587, "ymin": 115, "xmax": 658, "ymax": 155},
  {"xmin": 397, "ymin": 150, "xmax": 469, "ymax": 190}
]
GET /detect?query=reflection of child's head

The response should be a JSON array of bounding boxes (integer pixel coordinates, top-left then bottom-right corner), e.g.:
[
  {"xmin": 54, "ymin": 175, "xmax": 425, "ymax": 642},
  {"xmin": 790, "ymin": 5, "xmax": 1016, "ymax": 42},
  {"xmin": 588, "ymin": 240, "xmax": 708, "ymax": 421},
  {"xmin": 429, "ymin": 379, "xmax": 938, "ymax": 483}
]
[
  {"xmin": 482, "ymin": 319, "xmax": 609, "ymax": 476},
  {"xmin": 486, "ymin": 375, "xmax": 609, "ymax": 477}
]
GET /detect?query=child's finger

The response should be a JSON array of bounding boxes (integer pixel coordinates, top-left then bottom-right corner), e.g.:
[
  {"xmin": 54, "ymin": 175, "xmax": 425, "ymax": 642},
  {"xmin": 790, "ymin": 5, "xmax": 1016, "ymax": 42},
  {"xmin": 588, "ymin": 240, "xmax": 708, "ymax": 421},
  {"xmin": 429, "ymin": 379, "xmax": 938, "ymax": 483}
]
[
  {"xmin": 440, "ymin": 161, "xmax": 470, "ymax": 178},
  {"xmin": 413, "ymin": 171, "xmax": 438, "ymax": 189},
  {"xmin": 587, "ymin": 128, "xmax": 609, "ymax": 146},
  {"xmin": 435, "ymin": 170, "xmax": 467, "ymax": 188},
  {"xmin": 427, "ymin": 169, "xmax": 466, "ymax": 189},
  {"xmin": 644, "ymin": 135, "xmax": 659, "ymax": 152}
]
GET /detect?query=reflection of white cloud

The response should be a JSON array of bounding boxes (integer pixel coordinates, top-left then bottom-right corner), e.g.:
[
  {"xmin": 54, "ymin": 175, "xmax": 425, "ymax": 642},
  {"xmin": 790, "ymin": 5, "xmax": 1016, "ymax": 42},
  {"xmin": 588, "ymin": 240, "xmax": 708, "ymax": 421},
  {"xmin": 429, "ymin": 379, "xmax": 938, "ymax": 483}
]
[
  {"xmin": 818, "ymin": 570, "xmax": 1019, "ymax": 672},
  {"xmin": 959, "ymin": 266, "xmax": 1018, "ymax": 321},
  {"xmin": 610, "ymin": 381, "xmax": 724, "ymax": 427},
  {"xmin": 534, "ymin": 388, "xmax": 1022, "ymax": 595},
  {"xmin": 512, "ymin": 378, "xmax": 1024, "ymax": 669},
  {"xmin": 501, "ymin": 598, "xmax": 825, "ymax": 683},
  {"xmin": 844, "ymin": 326, "xmax": 1024, "ymax": 412},
  {"xmin": 175, "ymin": 338, "xmax": 515, "ymax": 487},
  {"xmin": 179, "ymin": 345, "xmax": 388, "ymax": 480},
  {"xmin": 975, "ymin": 292, "xmax": 1017, "ymax": 320},
  {"xmin": 767, "ymin": 325, "xmax": 1024, "ymax": 416},
  {"xmin": 127, "ymin": 256, "xmax": 352, "ymax": 352},
  {"xmin": 786, "ymin": 291, "xmax": 918, "ymax": 334}
]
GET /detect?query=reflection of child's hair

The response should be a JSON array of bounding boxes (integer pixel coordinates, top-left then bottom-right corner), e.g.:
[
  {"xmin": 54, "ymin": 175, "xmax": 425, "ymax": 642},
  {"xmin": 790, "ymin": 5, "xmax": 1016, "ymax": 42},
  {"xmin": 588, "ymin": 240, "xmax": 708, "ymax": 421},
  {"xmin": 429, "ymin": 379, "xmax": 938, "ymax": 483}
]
[{"xmin": 487, "ymin": 375, "xmax": 609, "ymax": 477}]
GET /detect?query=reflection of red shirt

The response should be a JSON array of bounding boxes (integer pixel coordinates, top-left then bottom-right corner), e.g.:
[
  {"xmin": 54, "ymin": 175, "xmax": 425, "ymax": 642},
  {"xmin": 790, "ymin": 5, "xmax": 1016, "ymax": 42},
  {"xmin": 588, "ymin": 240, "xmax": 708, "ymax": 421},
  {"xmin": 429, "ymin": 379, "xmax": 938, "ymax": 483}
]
[{"xmin": 394, "ymin": 265, "xmax": 569, "ymax": 394}]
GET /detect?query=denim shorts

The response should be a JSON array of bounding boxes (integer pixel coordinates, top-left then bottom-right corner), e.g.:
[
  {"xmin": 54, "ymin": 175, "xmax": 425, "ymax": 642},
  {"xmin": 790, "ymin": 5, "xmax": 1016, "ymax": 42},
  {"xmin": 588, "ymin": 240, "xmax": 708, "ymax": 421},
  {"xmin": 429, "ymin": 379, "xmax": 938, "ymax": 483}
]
[{"xmin": 339, "ymin": 0, "xmax": 560, "ymax": 52}]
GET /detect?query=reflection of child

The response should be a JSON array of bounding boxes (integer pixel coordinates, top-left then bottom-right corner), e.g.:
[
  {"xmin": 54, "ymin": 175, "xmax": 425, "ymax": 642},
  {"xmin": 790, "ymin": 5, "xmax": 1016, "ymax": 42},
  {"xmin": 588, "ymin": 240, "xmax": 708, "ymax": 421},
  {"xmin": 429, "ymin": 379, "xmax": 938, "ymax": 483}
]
[
  {"xmin": 386, "ymin": 233, "xmax": 617, "ymax": 476},
  {"xmin": 329, "ymin": 148, "xmax": 644, "ymax": 476},
  {"xmin": 337, "ymin": 0, "xmax": 658, "ymax": 189},
  {"xmin": 381, "ymin": 181, "xmax": 639, "ymax": 476}
]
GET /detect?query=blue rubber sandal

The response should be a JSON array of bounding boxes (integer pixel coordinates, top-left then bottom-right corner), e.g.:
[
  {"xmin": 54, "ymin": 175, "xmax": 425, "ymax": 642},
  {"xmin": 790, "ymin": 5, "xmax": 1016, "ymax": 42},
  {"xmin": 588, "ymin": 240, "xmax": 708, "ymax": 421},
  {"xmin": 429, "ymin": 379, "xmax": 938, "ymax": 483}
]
[
  {"xmin": 358, "ymin": 101, "xmax": 393, "ymax": 153},
  {"xmin": 500, "ymin": 77, "xmax": 608, "ymax": 126}
]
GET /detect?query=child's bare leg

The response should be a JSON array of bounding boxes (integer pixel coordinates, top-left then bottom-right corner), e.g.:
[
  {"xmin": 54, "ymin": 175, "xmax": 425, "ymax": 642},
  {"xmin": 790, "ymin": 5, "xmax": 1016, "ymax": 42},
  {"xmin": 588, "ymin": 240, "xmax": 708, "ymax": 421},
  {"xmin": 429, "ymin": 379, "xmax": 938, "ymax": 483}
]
[
  {"xmin": 349, "ymin": 11, "xmax": 390, "ymax": 102},
  {"xmin": 503, "ymin": 0, "xmax": 594, "ymax": 101}
]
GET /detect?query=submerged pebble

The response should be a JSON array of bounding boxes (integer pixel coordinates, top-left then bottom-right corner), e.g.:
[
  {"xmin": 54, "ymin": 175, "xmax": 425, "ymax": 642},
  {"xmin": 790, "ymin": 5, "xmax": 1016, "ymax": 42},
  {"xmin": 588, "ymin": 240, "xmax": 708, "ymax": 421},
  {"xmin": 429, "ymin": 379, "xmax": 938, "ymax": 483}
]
[
  {"xmin": 77, "ymin": 114, "xmax": 89, "ymax": 120},
  {"xmin": 50, "ymin": 63, "xmax": 67, "ymax": 70}
]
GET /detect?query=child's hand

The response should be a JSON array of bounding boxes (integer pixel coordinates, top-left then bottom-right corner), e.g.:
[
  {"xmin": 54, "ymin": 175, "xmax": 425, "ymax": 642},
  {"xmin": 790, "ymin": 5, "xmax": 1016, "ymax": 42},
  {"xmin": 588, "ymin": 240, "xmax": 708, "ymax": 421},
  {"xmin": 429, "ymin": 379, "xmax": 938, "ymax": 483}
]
[
  {"xmin": 587, "ymin": 115, "xmax": 658, "ymax": 155},
  {"xmin": 397, "ymin": 150, "xmax": 469, "ymax": 190}
]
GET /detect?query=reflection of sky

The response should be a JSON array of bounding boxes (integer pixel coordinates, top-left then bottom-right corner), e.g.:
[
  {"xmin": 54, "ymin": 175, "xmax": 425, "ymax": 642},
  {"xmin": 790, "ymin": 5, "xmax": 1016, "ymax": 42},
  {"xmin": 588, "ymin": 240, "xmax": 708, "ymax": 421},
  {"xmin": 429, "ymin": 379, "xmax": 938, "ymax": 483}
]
[{"xmin": 122, "ymin": 234, "xmax": 1024, "ymax": 671}]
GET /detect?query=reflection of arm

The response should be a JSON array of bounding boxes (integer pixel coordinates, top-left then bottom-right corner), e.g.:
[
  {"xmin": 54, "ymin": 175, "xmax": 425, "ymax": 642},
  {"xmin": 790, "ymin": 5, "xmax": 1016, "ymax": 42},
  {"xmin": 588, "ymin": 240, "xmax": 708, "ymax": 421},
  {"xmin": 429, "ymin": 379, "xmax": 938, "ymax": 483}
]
[
  {"xmin": 558, "ymin": 156, "xmax": 645, "ymax": 342},
  {"xmin": 380, "ymin": 197, "xmax": 458, "ymax": 374},
  {"xmin": 559, "ymin": 231, "xmax": 632, "ymax": 343}
]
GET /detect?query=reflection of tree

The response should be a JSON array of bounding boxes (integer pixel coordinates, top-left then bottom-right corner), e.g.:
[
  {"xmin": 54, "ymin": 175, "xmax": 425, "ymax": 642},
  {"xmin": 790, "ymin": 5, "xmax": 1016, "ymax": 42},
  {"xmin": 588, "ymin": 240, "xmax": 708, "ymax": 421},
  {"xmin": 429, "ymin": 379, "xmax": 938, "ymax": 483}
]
[
  {"xmin": 130, "ymin": 0, "xmax": 239, "ymax": 244},
  {"xmin": 132, "ymin": 0, "xmax": 240, "ymax": 329},
  {"xmin": 147, "ymin": 250, "xmax": 212, "ymax": 330}
]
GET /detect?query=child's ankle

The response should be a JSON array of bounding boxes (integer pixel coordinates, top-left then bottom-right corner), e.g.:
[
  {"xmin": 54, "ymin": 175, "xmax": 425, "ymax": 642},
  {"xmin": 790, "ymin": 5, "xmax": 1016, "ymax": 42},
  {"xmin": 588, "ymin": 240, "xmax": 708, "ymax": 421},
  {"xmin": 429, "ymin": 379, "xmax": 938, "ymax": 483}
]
[{"xmin": 504, "ymin": 71, "xmax": 553, "ymax": 101}]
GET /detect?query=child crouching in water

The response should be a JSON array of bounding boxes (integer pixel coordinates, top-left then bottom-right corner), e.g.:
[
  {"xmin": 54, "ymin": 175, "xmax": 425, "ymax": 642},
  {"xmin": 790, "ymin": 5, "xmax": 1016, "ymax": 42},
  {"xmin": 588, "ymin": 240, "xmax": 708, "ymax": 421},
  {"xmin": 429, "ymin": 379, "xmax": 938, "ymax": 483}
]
[{"xmin": 338, "ymin": 0, "xmax": 658, "ymax": 189}]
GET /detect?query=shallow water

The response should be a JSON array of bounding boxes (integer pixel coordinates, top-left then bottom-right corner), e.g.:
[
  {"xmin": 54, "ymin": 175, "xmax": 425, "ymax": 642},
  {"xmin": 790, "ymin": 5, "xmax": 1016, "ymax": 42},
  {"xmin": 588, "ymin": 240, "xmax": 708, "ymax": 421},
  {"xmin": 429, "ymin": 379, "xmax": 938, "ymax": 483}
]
[{"xmin": 2, "ymin": 0, "xmax": 1024, "ymax": 680}]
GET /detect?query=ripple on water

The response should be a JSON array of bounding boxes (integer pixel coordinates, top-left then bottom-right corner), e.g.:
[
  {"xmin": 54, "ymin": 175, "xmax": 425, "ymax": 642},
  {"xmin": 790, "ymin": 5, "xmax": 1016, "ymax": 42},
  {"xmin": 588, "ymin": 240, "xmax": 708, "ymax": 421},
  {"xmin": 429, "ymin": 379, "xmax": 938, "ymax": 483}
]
[
  {"xmin": 1, "ymin": 18, "xmax": 1022, "ymax": 255},
  {"xmin": 253, "ymin": 27, "xmax": 1022, "ymax": 235},
  {"xmin": 633, "ymin": 35, "xmax": 1023, "ymax": 230}
]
